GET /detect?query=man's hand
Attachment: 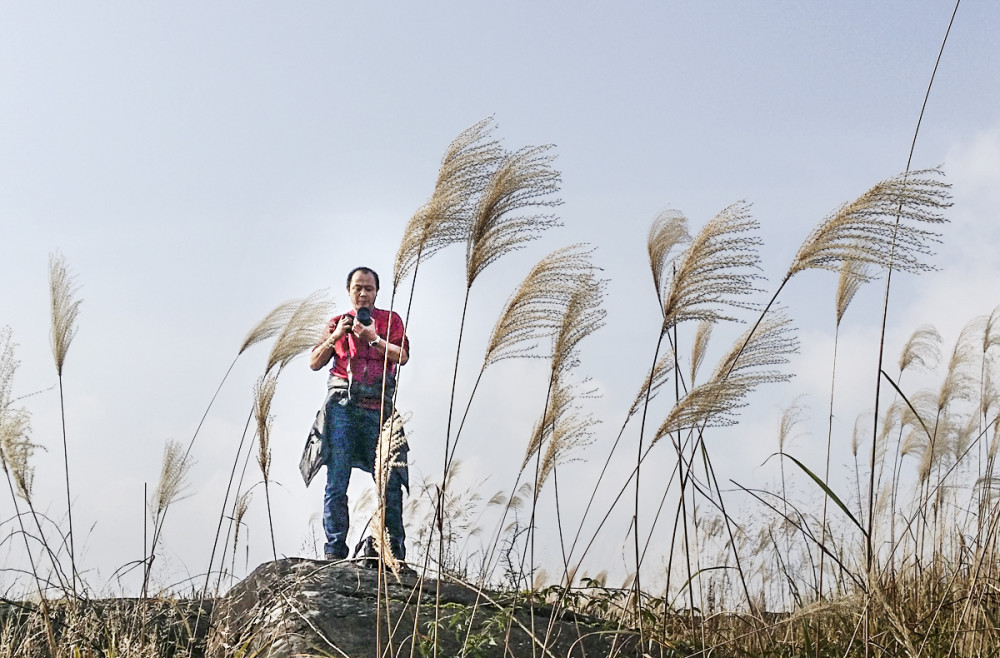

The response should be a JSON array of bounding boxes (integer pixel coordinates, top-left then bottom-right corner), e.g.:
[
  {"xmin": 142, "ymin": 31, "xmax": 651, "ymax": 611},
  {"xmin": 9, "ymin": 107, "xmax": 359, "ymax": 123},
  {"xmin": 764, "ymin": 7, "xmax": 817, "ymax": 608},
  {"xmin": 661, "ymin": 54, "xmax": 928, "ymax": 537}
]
[
  {"xmin": 353, "ymin": 319, "xmax": 377, "ymax": 344},
  {"xmin": 331, "ymin": 315, "xmax": 354, "ymax": 341}
]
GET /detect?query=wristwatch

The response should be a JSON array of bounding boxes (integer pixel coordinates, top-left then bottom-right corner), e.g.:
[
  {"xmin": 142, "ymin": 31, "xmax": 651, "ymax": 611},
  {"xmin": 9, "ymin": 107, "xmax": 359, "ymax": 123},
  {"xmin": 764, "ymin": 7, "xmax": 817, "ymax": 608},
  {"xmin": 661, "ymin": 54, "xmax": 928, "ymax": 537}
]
[{"xmin": 368, "ymin": 336, "xmax": 380, "ymax": 348}]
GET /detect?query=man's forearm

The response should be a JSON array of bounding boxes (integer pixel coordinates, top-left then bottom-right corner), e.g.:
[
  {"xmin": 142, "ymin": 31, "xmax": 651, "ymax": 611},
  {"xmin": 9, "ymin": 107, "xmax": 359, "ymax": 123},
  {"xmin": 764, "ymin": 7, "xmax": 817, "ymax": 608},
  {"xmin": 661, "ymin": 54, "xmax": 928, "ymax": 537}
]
[
  {"xmin": 309, "ymin": 334, "xmax": 338, "ymax": 370},
  {"xmin": 371, "ymin": 336, "xmax": 408, "ymax": 365}
]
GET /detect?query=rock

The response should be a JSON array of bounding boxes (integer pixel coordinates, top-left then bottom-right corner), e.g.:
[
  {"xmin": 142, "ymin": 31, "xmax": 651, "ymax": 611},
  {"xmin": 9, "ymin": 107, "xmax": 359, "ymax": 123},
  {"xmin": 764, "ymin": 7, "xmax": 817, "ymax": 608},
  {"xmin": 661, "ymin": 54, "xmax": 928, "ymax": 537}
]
[{"xmin": 207, "ymin": 558, "xmax": 642, "ymax": 658}]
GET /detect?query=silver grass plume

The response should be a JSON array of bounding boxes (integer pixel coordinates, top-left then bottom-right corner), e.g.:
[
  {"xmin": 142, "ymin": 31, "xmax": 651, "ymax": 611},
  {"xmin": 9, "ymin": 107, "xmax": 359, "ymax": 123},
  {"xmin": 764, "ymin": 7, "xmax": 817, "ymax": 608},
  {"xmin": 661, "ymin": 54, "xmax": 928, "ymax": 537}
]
[
  {"xmin": 535, "ymin": 391, "xmax": 597, "ymax": 497},
  {"xmin": 690, "ymin": 321, "xmax": 713, "ymax": 385},
  {"xmin": 953, "ymin": 411, "xmax": 979, "ymax": 462},
  {"xmin": 0, "ymin": 328, "xmax": 36, "ymax": 499},
  {"xmin": 254, "ymin": 374, "xmax": 277, "ymax": 481},
  {"xmin": 49, "ymin": 253, "xmax": 82, "ymax": 376},
  {"xmin": 239, "ymin": 300, "xmax": 301, "ymax": 355},
  {"xmin": 522, "ymin": 379, "xmax": 598, "ymax": 475},
  {"xmin": 878, "ymin": 402, "xmax": 904, "ymax": 446},
  {"xmin": 899, "ymin": 390, "xmax": 939, "ymax": 460},
  {"xmin": 394, "ymin": 117, "xmax": 502, "ymax": 287},
  {"xmin": 851, "ymin": 415, "xmax": 863, "ymax": 460},
  {"xmin": 899, "ymin": 325, "xmax": 942, "ymax": 375},
  {"xmin": 550, "ymin": 272, "xmax": 607, "ymax": 382},
  {"xmin": 231, "ymin": 491, "xmax": 252, "ymax": 557},
  {"xmin": 653, "ymin": 309, "xmax": 797, "ymax": 442},
  {"xmin": 990, "ymin": 417, "xmax": 1000, "ymax": 461},
  {"xmin": 506, "ymin": 482, "xmax": 532, "ymax": 512},
  {"xmin": 787, "ymin": 168, "xmax": 951, "ymax": 278},
  {"xmin": 465, "ymin": 144, "xmax": 562, "ymax": 287},
  {"xmin": 777, "ymin": 397, "xmax": 807, "ymax": 454},
  {"xmin": 150, "ymin": 439, "xmax": 193, "ymax": 525},
  {"xmin": 0, "ymin": 408, "xmax": 35, "ymax": 499},
  {"xmin": 915, "ymin": 413, "xmax": 966, "ymax": 483},
  {"xmin": 483, "ymin": 245, "xmax": 599, "ymax": 367},
  {"xmin": 937, "ymin": 318, "xmax": 984, "ymax": 413},
  {"xmin": 983, "ymin": 356, "xmax": 1000, "ymax": 420},
  {"xmin": 647, "ymin": 210, "xmax": 691, "ymax": 310},
  {"xmin": 835, "ymin": 257, "xmax": 870, "ymax": 326},
  {"xmin": 985, "ymin": 305, "xmax": 1000, "ymax": 355},
  {"xmin": 626, "ymin": 348, "xmax": 675, "ymax": 421},
  {"xmin": 265, "ymin": 291, "xmax": 332, "ymax": 374},
  {"xmin": 659, "ymin": 202, "xmax": 762, "ymax": 330},
  {"xmin": 374, "ymin": 411, "xmax": 409, "ymax": 574}
]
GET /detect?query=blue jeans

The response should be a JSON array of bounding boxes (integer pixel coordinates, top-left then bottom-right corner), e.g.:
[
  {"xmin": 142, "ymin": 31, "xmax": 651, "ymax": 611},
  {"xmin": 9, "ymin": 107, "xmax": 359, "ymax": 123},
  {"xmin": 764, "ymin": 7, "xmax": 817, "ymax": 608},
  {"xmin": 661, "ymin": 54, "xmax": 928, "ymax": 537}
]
[{"xmin": 322, "ymin": 400, "xmax": 408, "ymax": 559}]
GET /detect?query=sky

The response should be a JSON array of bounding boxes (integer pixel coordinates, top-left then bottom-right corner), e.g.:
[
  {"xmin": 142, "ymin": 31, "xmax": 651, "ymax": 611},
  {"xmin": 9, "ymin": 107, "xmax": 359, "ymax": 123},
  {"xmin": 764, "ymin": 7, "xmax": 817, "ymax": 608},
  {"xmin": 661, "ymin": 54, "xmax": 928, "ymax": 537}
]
[{"xmin": 1, "ymin": 2, "xmax": 999, "ymax": 596}]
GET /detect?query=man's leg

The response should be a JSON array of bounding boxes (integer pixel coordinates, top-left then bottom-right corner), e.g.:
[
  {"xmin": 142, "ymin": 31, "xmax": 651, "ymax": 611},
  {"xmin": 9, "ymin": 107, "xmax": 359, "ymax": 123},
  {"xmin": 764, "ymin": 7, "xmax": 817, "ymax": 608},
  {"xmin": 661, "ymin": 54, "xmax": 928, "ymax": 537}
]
[
  {"xmin": 385, "ymin": 457, "xmax": 407, "ymax": 560},
  {"xmin": 323, "ymin": 403, "xmax": 352, "ymax": 559},
  {"xmin": 357, "ymin": 408, "xmax": 408, "ymax": 561}
]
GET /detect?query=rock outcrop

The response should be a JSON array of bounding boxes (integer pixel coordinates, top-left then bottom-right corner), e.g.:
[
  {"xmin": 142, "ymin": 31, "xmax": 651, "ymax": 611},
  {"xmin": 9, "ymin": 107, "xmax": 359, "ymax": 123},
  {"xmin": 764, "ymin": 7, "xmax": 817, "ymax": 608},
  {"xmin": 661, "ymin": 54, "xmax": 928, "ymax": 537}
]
[{"xmin": 207, "ymin": 558, "xmax": 640, "ymax": 658}]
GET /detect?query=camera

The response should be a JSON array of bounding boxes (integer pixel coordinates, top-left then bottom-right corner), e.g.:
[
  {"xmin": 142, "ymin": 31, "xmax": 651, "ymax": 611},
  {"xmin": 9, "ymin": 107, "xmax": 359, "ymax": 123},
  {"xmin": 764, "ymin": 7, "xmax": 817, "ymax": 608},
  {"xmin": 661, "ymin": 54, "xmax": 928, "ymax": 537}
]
[{"xmin": 356, "ymin": 307, "xmax": 373, "ymax": 326}]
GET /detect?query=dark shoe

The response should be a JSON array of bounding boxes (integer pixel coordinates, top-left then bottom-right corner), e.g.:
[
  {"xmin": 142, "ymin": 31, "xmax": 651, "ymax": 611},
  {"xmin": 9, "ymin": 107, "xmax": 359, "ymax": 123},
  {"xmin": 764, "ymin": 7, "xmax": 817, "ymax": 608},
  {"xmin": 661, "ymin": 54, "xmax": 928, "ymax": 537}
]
[
  {"xmin": 353, "ymin": 535, "xmax": 379, "ymax": 569},
  {"xmin": 394, "ymin": 561, "xmax": 417, "ymax": 577},
  {"xmin": 325, "ymin": 546, "xmax": 349, "ymax": 561}
]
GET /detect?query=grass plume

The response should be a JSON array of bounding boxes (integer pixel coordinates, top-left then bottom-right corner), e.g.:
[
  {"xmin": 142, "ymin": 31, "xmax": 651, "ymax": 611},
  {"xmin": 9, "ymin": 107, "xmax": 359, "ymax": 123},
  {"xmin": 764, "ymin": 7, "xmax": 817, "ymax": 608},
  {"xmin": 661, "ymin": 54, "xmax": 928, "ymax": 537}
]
[
  {"xmin": 265, "ymin": 291, "xmax": 332, "ymax": 374},
  {"xmin": 49, "ymin": 252, "xmax": 82, "ymax": 377},
  {"xmin": 394, "ymin": 117, "xmax": 503, "ymax": 287},
  {"xmin": 647, "ymin": 210, "xmax": 691, "ymax": 310},
  {"xmin": 659, "ymin": 201, "xmax": 762, "ymax": 330},
  {"xmin": 254, "ymin": 373, "xmax": 278, "ymax": 560},
  {"xmin": 49, "ymin": 251, "xmax": 82, "ymax": 596},
  {"xmin": 143, "ymin": 439, "xmax": 192, "ymax": 597},
  {"xmin": 465, "ymin": 144, "xmax": 562, "ymax": 286},
  {"xmin": 787, "ymin": 168, "xmax": 951, "ymax": 279},
  {"xmin": 899, "ymin": 324, "xmax": 942, "ymax": 375},
  {"xmin": 654, "ymin": 309, "xmax": 798, "ymax": 441}
]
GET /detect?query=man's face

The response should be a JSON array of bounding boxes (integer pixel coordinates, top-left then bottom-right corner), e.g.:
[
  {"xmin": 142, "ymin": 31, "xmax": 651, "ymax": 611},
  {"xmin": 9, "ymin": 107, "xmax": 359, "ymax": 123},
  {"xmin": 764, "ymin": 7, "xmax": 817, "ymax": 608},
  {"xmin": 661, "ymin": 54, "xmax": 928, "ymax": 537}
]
[{"xmin": 348, "ymin": 271, "xmax": 378, "ymax": 310}]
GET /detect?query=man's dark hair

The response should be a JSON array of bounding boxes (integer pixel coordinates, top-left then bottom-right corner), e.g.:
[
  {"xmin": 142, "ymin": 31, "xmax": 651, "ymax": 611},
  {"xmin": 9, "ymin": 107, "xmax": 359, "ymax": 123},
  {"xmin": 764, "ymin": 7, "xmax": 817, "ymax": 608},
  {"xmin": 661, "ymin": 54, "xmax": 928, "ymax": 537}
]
[{"xmin": 346, "ymin": 266, "xmax": 380, "ymax": 291}]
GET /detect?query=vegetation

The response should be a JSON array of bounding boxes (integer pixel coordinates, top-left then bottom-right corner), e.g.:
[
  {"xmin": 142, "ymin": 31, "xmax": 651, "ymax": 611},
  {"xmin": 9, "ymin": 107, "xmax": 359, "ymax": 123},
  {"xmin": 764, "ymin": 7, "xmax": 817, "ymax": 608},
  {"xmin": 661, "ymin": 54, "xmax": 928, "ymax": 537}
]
[{"xmin": 2, "ymin": 11, "xmax": 993, "ymax": 655}]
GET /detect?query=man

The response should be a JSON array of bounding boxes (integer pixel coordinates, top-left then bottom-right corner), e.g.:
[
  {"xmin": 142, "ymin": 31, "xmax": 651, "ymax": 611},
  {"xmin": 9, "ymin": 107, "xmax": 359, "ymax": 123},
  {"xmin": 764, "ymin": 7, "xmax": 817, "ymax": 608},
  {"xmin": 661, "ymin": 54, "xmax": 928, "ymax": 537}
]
[{"xmin": 309, "ymin": 266, "xmax": 410, "ymax": 562}]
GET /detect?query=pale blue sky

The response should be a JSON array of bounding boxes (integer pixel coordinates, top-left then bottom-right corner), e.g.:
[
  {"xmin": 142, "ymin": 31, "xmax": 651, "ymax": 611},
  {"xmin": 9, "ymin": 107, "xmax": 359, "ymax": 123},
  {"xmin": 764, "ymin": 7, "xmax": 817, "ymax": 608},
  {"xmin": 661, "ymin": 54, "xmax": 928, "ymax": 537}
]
[{"xmin": 2, "ymin": 2, "xmax": 998, "ymax": 593}]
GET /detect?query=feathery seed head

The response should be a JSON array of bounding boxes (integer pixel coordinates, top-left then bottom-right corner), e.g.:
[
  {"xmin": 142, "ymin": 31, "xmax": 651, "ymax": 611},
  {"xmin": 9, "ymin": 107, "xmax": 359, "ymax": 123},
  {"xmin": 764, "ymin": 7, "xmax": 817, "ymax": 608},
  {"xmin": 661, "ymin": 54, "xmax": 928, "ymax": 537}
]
[
  {"xmin": 777, "ymin": 397, "xmax": 808, "ymax": 452},
  {"xmin": 835, "ymin": 257, "xmax": 870, "ymax": 326},
  {"xmin": 255, "ymin": 374, "xmax": 278, "ymax": 480},
  {"xmin": 465, "ymin": 144, "xmax": 562, "ymax": 287},
  {"xmin": 983, "ymin": 358, "xmax": 1000, "ymax": 420},
  {"xmin": 899, "ymin": 325, "xmax": 942, "ymax": 375},
  {"xmin": 240, "ymin": 300, "xmax": 301, "ymax": 355},
  {"xmin": 394, "ymin": 117, "xmax": 502, "ymax": 286},
  {"xmin": 534, "ymin": 393, "xmax": 598, "ymax": 496},
  {"xmin": 787, "ymin": 168, "xmax": 951, "ymax": 279},
  {"xmin": 690, "ymin": 321, "xmax": 713, "ymax": 385},
  {"xmin": 647, "ymin": 210, "xmax": 691, "ymax": 308},
  {"xmin": 0, "ymin": 328, "xmax": 38, "ymax": 500},
  {"xmin": 483, "ymin": 244, "xmax": 599, "ymax": 367},
  {"xmin": 852, "ymin": 415, "xmax": 869, "ymax": 458},
  {"xmin": 659, "ymin": 202, "xmax": 763, "ymax": 331},
  {"xmin": 985, "ymin": 305, "xmax": 1000, "ymax": 355},
  {"xmin": 49, "ymin": 252, "xmax": 82, "ymax": 377},
  {"xmin": 653, "ymin": 309, "xmax": 797, "ymax": 441},
  {"xmin": 937, "ymin": 318, "xmax": 984, "ymax": 412},
  {"xmin": 550, "ymin": 272, "xmax": 607, "ymax": 381},
  {"xmin": 266, "ymin": 290, "xmax": 333, "ymax": 374},
  {"xmin": 151, "ymin": 440, "xmax": 192, "ymax": 520},
  {"xmin": 627, "ymin": 348, "xmax": 675, "ymax": 421}
]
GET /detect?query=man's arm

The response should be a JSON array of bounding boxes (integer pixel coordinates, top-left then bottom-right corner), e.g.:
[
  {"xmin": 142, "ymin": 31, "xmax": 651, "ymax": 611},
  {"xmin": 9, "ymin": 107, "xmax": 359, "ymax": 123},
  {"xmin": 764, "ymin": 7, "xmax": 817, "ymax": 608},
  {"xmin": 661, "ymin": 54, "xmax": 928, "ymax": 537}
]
[
  {"xmin": 355, "ymin": 321, "xmax": 408, "ymax": 365},
  {"xmin": 309, "ymin": 316, "xmax": 352, "ymax": 371}
]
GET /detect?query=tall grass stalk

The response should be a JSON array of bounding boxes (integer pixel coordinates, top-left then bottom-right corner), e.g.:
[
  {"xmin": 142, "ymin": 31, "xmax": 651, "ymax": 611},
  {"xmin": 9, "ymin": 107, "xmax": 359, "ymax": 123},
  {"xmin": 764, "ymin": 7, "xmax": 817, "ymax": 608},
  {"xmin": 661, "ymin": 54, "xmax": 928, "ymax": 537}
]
[
  {"xmin": 142, "ymin": 439, "xmax": 192, "ymax": 598},
  {"xmin": 253, "ymin": 374, "xmax": 278, "ymax": 561},
  {"xmin": 49, "ymin": 252, "xmax": 82, "ymax": 597},
  {"xmin": 865, "ymin": 1, "xmax": 961, "ymax": 601},
  {"xmin": 0, "ymin": 327, "xmax": 57, "ymax": 655}
]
